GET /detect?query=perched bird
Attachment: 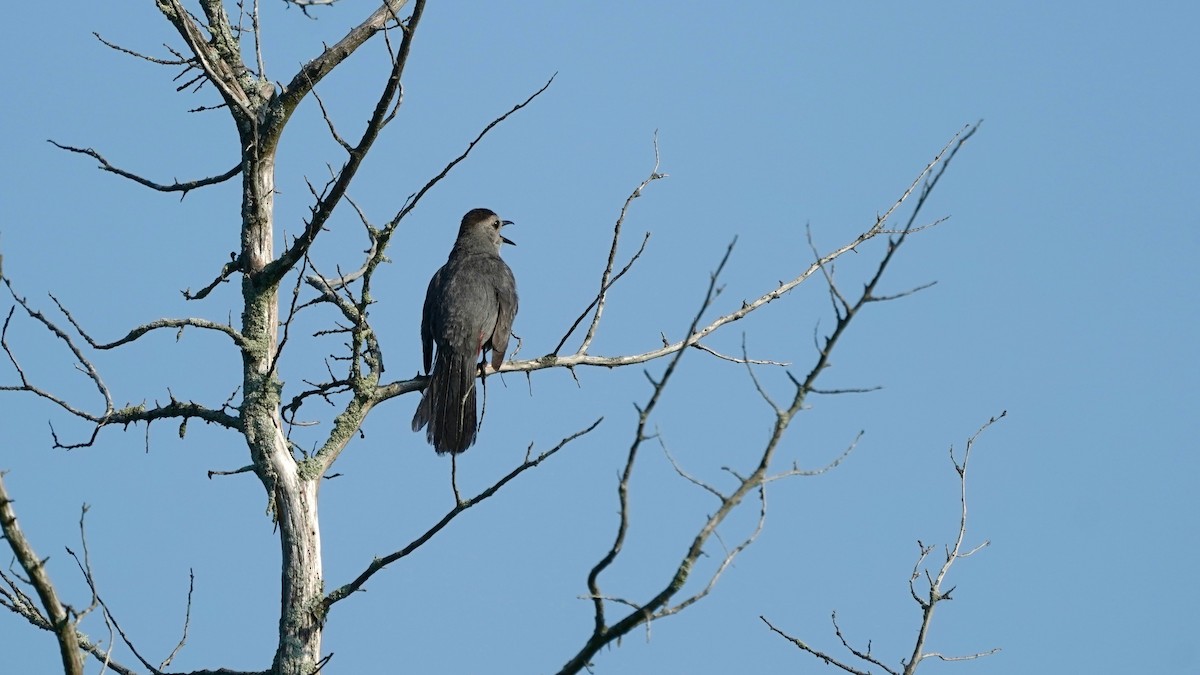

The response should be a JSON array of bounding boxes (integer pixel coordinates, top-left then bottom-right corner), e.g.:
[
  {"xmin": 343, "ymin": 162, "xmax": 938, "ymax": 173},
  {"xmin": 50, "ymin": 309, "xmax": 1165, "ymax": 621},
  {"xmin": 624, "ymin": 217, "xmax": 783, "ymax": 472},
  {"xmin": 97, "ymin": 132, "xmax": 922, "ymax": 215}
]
[{"xmin": 412, "ymin": 208, "xmax": 518, "ymax": 454}]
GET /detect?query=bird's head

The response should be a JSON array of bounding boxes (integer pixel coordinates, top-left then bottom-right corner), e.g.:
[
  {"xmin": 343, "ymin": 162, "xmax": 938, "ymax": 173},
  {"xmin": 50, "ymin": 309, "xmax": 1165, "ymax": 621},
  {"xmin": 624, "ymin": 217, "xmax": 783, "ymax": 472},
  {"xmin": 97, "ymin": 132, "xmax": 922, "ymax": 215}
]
[{"xmin": 459, "ymin": 207, "xmax": 515, "ymax": 252}]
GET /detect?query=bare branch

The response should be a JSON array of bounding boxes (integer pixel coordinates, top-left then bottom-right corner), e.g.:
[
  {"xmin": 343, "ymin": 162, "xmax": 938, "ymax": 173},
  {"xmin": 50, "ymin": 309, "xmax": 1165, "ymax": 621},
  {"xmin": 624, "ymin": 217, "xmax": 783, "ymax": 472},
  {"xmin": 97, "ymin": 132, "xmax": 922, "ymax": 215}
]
[
  {"xmin": 901, "ymin": 411, "xmax": 1005, "ymax": 675},
  {"xmin": 385, "ymin": 73, "xmax": 557, "ymax": 231},
  {"xmin": 273, "ymin": 0, "xmax": 412, "ymax": 117},
  {"xmin": 0, "ymin": 472, "xmax": 85, "ymax": 675},
  {"xmin": 4, "ymin": 279, "xmax": 113, "ymax": 413},
  {"xmin": 289, "ymin": 0, "xmax": 338, "ymax": 15},
  {"xmin": 302, "ymin": 193, "xmax": 378, "ymax": 293},
  {"xmin": 93, "ymin": 32, "xmax": 190, "ymax": 65},
  {"xmin": 926, "ymin": 648, "xmax": 1002, "ymax": 662},
  {"xmin": 250, "ymin": 0, "xmax": 266, "ymax": 81},
  {"xmin": 47, "ymin": 141, "xmax": 240, "ymax": 198},
  {"xmin": 658, "ymin": 433, "xmax": 725, "ymax": 501},
  {"xmin": 158, "ymin": 569, "xmax": 195, "ymax": 670},
  {"xmin": 867, "ymin": 280, "xmax": 938, "ymax": 303},
  {"xmin": 311, "ymin": 87, "xmax": 353, "ymax": 153},
  {"xmin": 505, "ymin": 128, "xmax": 973, "ymax": 378},
  {"xmin": 831, "ymin": 611, "xmax": 898, "ymax": 674},
  {"xmin": 809, "ymin": 386, "xmax": 882, "ymax": 395},
  {"xmin": 741, "ymin": 335, "xmax": 782, "ymax": 412},
  {"xmin": 49, "ymin": 294, "xmax": 247, "ymax": 350},
  {"xmin": 322, "ymin": 418, "xmax": 602, "ymax": 614},
  {"xmin": 553, "ymin": 230, "xmax": 652, "ymax": 356},
  {"xmin": 71, "ymin": 505, "xmax": 101, "ymax": 622},
  {"xmin": 691, "ymin": 341, "xmax": 787, "ymax": 366},
  {"xmin": 761, "ymin": 615, "xmax": 872, "ymax": 675},
  {"xmin": 155, "ymin": 0, "xmax": 254, "ymax": 117},
  {"xmin": 66, "ymin": 519, "xmax": 190, "ymax": 675},
  {"xmin": 768, "ymin": 413, "xmax": 1004, "ymax": 675},
  {"xmin": 661, "ymin": 481, "xmax": 767, "ymax": 617},
  {"xmin": 183, "ymin": 257, "xmax": 241, "ymax": 301},
  {"xmin": 271, "ymin": 254, "xmax": 312, "ymax": 377},
  {"xmin": 0, "ymin": 568, "xmax": 49, "ymax": 629},
  {"xmin": 765, "ymin": 430, "xmax": 864, "ymax": 481},
  {"xmin": 557, "ymin": 126, "xmax": 981, "ymax": 674},
  {"xmin": 561, "ymin": 241, "xmax": 736, "ymax": 674},
  {"xmin": 262, "ymin": 0, "xmax": 427, "ymax": 287},
  {"xmin": 576, "ymin": 135, "xmax": 666, "ymax": 355},
  {"xmin": 208, "ymin": 464, "xmax": 256, "ymax": 479},
  {"xmin": 2, "ymin": 274, "xmax": 241, "ymax": 448}
]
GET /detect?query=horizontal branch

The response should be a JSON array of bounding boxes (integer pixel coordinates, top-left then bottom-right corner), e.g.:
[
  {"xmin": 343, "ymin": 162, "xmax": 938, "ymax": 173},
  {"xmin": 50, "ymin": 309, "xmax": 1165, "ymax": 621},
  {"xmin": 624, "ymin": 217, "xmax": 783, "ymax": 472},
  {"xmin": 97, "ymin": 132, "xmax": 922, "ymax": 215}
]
[
  {"xmin": 375, "ymin": 127, "xmax": 973, "ymax": 403},
  {"xmin": 48, "ymin": 141, "xmax": 240, "ymax": 198},
  {"xmin": 49, "ymin": 294, "xmax": 246, "ymax": 350},
  {"xmin": 375, "ymin": 253, "xmax": 847, "ymax": 399},
  {"xmin": 106, "ymin": 399, "xmax": 243, "ymax": 432},
  {"xmin": 47, "ymin": 399, "xmax": 243, "ymax": 451},
  {"xmin": 92, "ymin": 31, "xmax": 190, "ymax": 66},
  {"xmin": 90, "ymin": 317, "xmax": 245, "ymax": 350}
]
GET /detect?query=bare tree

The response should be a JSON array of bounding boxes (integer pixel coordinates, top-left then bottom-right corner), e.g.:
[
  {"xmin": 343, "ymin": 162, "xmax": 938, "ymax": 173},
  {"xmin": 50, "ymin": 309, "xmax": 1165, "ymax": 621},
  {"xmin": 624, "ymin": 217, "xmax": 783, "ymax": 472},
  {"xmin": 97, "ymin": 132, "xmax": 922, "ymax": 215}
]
[{"xmin": 0, "ymin": 3, "xmax": 986, "ymax": 674}]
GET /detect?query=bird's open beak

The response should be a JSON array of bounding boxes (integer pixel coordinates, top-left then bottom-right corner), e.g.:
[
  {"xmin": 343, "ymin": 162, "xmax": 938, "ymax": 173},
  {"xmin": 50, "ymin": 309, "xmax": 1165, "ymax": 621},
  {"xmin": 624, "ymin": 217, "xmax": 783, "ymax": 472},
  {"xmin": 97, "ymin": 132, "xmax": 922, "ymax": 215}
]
[{"xmin": 501, "ymin": 220, "xmax": 515, "ymax": 246}]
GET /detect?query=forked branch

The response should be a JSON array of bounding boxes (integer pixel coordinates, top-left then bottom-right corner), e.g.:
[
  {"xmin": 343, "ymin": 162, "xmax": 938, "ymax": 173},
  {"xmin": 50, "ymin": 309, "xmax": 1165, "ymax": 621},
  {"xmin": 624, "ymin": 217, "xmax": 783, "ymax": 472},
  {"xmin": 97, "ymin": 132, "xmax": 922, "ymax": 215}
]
[
  {"xmin": 273, "ymin": 0, "xmax": 413, "ymax": 119},
  {"xmin": 556, "ymin": 126, "xmax": 979, "ymax": 674},
  {"xmin": 1, "ymin": 281, "xmax": 242, "ymax": 448},
  {"xmin": 559, "ymin": 241, "xmax": 736, "ymax": 674},
  {"xmin": 263, "ymin": 0, "xmax": 427, "ymax": 287},
  {"xmin": 762, "ymin": 413, "xmax": 1005, "ymax": 674}
]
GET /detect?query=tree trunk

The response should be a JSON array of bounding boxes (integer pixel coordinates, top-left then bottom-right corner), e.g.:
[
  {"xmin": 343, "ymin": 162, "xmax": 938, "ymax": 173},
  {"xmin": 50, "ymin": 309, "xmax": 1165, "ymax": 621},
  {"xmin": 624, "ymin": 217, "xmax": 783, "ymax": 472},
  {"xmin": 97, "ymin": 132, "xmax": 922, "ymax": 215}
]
[{"xmin": 238, "ymin": 136, "xmax": 325, "ymax": 674}]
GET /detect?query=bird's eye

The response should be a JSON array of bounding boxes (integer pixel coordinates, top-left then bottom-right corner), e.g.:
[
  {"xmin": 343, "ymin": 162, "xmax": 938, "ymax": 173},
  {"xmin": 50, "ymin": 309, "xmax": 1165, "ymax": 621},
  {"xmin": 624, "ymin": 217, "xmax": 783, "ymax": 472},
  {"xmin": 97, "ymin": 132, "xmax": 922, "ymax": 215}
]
[{"xmin": 492, "ymin": 220, "xmax": 500, "ymax": 229}]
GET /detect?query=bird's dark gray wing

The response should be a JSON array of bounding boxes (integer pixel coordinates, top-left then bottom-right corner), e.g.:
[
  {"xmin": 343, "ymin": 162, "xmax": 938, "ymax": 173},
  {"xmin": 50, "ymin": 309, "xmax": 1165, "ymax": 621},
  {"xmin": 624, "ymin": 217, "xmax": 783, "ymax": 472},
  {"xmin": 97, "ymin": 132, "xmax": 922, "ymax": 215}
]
[{"xmin": 489, "ymin": 263, "xmax": 518, "ymax": 370}]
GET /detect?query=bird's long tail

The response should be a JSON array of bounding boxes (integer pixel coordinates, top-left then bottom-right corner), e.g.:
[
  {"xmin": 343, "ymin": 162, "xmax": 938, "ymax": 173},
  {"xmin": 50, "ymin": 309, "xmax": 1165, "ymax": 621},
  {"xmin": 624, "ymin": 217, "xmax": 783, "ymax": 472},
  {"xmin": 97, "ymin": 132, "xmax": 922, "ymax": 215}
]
[{"xmin": 411, "ymin": 349, "xmax": 477, "ymax": 454}]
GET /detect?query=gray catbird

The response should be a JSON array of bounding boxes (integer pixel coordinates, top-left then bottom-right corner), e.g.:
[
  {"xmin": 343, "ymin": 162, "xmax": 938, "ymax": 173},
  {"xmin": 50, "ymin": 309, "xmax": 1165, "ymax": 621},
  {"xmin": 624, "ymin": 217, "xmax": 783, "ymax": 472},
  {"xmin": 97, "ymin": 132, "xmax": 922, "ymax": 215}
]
[{"xmin": 411, "ymin": 208, "xmax": 518, "ymax": 454}]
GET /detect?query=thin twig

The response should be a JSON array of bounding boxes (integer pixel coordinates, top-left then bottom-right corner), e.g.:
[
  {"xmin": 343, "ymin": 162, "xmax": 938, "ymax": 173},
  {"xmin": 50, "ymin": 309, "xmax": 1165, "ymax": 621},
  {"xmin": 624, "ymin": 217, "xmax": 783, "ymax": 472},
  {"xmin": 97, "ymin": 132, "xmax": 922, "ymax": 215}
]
[
  {"xmin": 386, "ymin": 74, "xmax": 556, "ymax": 230},
  {"xmin": 578, "ymin": 135, "xmax": 666, "ymax": 355},
  {"xmin": 158, "ymin": 569, "xmax": 195, "ymax": 669}
]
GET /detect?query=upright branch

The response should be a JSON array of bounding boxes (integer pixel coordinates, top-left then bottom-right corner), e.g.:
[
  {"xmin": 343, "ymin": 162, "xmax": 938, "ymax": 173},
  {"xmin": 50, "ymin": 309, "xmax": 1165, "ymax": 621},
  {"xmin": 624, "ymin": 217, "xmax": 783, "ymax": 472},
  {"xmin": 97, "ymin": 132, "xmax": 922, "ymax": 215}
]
[
  {"xmin": 760, "ymin": 413, "xmax": 1006, "ymax": 675},
  {"xmin": 552, "ymin": 139, "xmax": 662, "ymax": 356},
  {"xmin": 577, "ymin": 240, "xmax": 737, "ymax": 654},
  {"xmin": 901, "ymin": 413, "xmax": 1005, "ymax": 673},
  {"xmin": 262, "ymin": 0, "xmax": 425, "ymax": 287},
  {"xmin": 0, "ymin": 473, "xmax": 85, "ymax": 675},
  {"xmin": 155, "ymin": 0, "xmax": 254, "ymax": 117},
  {"xmin": 576, "ymin": 135, "xmax": 666, "ymax": 355}
]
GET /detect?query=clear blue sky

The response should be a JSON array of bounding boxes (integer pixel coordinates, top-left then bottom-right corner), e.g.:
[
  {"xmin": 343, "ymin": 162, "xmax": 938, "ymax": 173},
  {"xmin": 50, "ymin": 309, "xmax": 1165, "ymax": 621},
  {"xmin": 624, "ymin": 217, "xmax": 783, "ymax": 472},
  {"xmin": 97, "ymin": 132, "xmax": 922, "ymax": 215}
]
[{"xmin": 3, "ymin": 2, "xmax": 1197, "ymax": 673}]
